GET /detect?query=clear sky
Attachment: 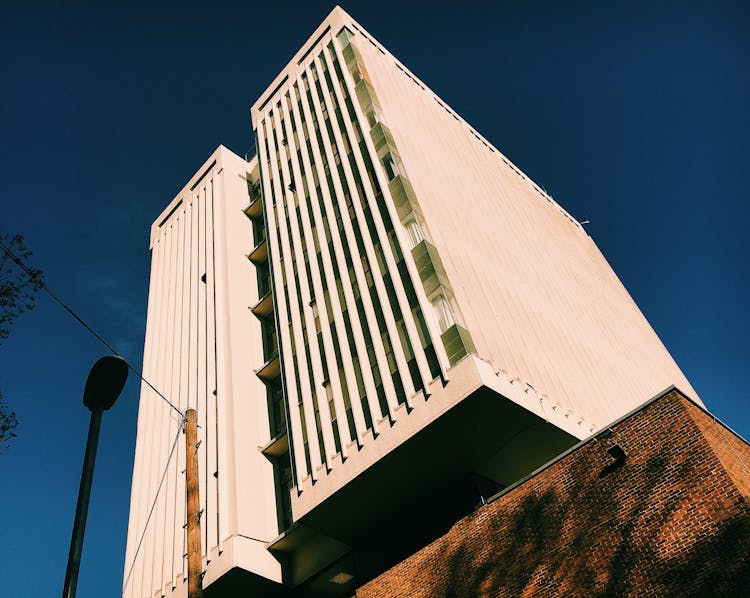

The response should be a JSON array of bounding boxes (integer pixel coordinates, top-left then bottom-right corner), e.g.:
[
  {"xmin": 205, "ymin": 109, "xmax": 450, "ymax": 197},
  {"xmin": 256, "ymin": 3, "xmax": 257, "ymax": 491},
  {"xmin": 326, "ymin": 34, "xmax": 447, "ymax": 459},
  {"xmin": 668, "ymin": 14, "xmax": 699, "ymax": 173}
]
[{"xmin": 1, "ymin": 1, "xmax": 748, "ymax": 596}]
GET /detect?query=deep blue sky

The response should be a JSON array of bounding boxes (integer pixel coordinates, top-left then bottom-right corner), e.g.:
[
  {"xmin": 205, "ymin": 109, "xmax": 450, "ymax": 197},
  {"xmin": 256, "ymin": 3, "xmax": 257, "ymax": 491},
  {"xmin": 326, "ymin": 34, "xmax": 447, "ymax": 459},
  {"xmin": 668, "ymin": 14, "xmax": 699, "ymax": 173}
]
[{"xmin": 1, "ymin": 1, "xmax": 748, "ymax": 596}]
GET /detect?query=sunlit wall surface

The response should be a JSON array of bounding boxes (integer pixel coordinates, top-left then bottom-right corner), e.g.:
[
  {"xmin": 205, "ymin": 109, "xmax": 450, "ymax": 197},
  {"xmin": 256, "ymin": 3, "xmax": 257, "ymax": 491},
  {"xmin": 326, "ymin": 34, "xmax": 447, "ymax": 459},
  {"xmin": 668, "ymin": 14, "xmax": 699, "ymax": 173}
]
[
  {"xmin": 123, "ymin": 148, "xmax": 282, "ymax": 598},
  {"xmin": 125, "ymin": 6, "xmax": 699, "ymax": 597},
  {"xmin": 250, "ymin": 5, "xmax": 697, "ymax": 521}
]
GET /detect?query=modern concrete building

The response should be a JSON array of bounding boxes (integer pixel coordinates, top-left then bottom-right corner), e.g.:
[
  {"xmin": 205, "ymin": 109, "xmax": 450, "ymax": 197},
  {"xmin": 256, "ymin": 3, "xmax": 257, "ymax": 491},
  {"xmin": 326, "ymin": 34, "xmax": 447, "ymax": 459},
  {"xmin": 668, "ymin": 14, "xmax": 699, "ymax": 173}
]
[
  {"xmin": 122, "ymin": 147, "xmax": 286, "ymax": 598},
  {"xmin": 124, "ymin": 6, "xmax": 699, "ymax": 597}
]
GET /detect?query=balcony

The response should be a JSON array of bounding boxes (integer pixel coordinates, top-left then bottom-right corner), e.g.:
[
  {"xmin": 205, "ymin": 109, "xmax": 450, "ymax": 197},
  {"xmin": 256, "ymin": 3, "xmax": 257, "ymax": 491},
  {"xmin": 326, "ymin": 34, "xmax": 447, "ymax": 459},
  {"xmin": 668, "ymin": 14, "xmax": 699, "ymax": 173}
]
[
  {"xmin": 256, "ymin": 353, "xmax": 281, "ymax": 382},
  {"xmin": 354, "ymin": 78, "xmax": 381, "ymax": 116},
  {"xmin": 387, "ymin": 174, "xmax": 419, "ymax": 221},
  {"xmin": 243, "ymin": 194, "xmax": 263, "ymax": 220},
  {"xmin": 247, "ymin": 238, "xmax": 268, "ymax": 264},
  {"xmin": 440, "ymin": 324, "xmax": 476, "ymax": 366},
  {"xmin": 260, "ymin": 430, "xmax": 289, "ymax": 459},
  {"xmin": 411, "ymin": 239, "xmax": 449, "ymax": 297},
  {"xmin": 370, "ymin": 122, "xmax": 397, "ymax": 160},
  {"xmin": 250, "ymin": 291, "xmax": 274, "ymax": 319}
]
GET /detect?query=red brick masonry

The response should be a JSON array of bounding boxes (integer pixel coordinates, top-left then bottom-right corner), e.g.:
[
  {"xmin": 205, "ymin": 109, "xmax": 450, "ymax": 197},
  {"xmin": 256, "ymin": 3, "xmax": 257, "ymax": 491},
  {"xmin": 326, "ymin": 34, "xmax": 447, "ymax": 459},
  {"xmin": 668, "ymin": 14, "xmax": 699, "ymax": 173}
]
[{"xmin": 357, "ymin": 389, "xmax": 750, "ymax": 597}]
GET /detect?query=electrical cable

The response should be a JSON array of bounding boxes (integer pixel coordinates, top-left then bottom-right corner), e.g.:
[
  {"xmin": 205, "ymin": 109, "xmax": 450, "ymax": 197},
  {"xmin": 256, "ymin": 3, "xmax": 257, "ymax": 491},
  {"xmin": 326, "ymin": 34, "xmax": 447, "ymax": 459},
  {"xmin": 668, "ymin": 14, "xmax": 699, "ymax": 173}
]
[
  {"xmin": 0, "ymin": 239, "xmax": 184, "ymax": 418},
  {"xmin": 121, "ymin": 421, "xmax": 184, "ymax": 596}
]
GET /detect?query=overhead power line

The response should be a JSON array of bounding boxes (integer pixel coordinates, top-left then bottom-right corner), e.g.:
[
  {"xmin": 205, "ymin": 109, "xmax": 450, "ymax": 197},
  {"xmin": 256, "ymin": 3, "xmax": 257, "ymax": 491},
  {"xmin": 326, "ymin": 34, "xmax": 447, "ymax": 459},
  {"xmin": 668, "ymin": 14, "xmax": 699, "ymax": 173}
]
[
  {"xmin": 121, "ymin": 422, "xmax": 184, "ymax": 596},
  {"xmin": 0, "ymin": 238, "xmax": 184, "ymax": 418}
]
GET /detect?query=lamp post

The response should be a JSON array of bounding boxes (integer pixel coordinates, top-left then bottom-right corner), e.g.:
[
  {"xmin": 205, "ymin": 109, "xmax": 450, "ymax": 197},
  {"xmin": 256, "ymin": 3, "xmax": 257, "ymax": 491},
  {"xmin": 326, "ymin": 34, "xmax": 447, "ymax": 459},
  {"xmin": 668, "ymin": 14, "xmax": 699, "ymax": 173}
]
[{"xmin": 62, "ymin": 355, "xmax": 128, "ymax": 598}]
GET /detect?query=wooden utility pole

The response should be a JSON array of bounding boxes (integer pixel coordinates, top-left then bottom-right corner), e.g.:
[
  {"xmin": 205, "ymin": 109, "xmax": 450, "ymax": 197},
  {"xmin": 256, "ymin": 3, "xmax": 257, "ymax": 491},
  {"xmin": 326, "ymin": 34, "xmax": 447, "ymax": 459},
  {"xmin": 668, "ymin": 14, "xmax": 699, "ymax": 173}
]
[{"xmin": 185, "ymin": 408, "xmax": 204, "ymax": 598}]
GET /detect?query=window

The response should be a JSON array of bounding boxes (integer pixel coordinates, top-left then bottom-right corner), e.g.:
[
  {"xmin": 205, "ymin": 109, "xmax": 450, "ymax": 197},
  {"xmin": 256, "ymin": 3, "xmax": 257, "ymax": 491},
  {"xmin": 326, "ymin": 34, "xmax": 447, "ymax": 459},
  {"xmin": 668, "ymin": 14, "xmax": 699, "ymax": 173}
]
[
  {"xmin": 383, "ymin": 153, "xmax": 401, "ymax": 181},
  {"xmin": 268, "ymin": 381, "xmax": 286, "ymax": 438},
  {"xmin": 405, "ymin": 218, "xmax": 423, "ymax": 249},
  {"xmin": 336, "ymin": 27, "xmax": 354, "ymax": 47},
  {"xmin": 323, "ymin": 381, "xmax": 342, "ymax": 454},
  {"xmin": 274, "ymin": 453, "xmax": 293, "ymax": 531},
  {"xmin": 432, "ymin": 294, "xmax": 454, "ymax": 332},
  {"xmin": 365, "ymin": 105, "xmax": 383, "ymax": 129}
]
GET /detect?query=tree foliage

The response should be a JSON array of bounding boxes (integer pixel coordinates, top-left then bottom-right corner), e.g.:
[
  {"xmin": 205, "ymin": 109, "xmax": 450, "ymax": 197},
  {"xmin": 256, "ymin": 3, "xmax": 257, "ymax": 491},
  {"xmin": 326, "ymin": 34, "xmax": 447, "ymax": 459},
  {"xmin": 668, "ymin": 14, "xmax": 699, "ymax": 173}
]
[
  {"xmin": 1, "ymin": 233, "xmax": 44, "ymax": 343},
  {"xmin": 0, "ymin": 233, "xmax": 44, "ymax": 450},
  {"xmin": 0, "ymin": 391, "xmax": 19, "ymax": 451}
]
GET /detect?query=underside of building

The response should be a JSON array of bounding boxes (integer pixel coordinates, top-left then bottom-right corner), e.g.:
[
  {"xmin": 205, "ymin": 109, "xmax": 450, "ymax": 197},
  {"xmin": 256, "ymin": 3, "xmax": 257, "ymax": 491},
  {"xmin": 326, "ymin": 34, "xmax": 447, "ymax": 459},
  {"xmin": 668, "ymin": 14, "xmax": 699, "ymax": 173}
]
[{"xmin": 355, "ymin": 388, "xmax": 750, "ymax": 597}]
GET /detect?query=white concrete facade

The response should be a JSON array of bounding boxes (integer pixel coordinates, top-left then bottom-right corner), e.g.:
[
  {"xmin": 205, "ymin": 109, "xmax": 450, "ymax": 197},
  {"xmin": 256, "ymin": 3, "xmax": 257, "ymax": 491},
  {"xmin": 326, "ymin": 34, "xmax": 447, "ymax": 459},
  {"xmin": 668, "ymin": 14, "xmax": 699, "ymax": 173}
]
[
  {"xmin": 249, "ymin": 5, "xmax": 698, "ymax": 523},
  {"xmin": 123, "ymin": 147, "xmax": 282, "ymax": 598},
  {"xmin": 350, "ymin": 27, "xmax": 699, "ymax": 431},
  {"xmin": 125, "ymin": 6, "xmax": 700, "ymax": 596}
]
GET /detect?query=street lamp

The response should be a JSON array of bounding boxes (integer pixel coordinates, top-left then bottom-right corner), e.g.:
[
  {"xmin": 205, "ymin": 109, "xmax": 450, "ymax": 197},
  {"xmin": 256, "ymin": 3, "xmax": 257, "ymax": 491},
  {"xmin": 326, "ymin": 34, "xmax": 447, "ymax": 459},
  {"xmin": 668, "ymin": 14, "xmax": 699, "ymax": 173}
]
[{"xmin": 62, "ymin": 355, "xmax": 128, "ymax": 598}]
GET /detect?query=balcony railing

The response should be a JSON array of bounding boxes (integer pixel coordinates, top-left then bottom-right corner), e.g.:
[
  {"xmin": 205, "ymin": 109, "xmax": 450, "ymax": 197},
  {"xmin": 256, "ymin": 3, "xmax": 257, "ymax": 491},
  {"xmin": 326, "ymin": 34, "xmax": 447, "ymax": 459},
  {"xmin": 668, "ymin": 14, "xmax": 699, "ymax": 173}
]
[
  {"xmin": 440, "ymin": 324, "xmax": 476, "ymax": 365},
  {"xmin": 247, "ymin": 238, "xmax": 269, "ymax": 264},
  {"xmin": 251, "ymin": 291, "xmax": 274, "ymax": 319},
  {"xmin": 411, "ymin": 239, "xmax": 449, "ymax": 297},
  {"xmin": 243, "ymin": 194, "xmax": 263, "ymax": 220},
  {"xmin": 260, "ymin": 430, "xmax": 289, "ymax": 459},
  {"xmin": 256, "ymin": 353, "xmax": 281, "ymax": 382}
]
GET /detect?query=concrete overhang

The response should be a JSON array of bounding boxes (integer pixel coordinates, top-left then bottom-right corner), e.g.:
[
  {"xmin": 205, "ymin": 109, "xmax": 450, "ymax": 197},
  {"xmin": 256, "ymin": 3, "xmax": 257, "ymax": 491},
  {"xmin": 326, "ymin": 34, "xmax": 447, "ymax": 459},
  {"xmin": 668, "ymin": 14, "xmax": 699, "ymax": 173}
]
[
  {"xmin": 291, "ymin": 385, "xmax": 576, "ymax": 547},
  {"xmin": 268, "ymin": 355, "xmax": 580, "ymax": 587}
]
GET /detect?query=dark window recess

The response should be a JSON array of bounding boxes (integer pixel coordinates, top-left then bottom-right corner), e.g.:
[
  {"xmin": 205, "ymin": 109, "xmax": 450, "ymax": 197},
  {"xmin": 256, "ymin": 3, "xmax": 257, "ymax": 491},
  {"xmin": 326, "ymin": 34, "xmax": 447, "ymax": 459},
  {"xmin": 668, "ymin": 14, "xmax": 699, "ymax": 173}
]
[
  {"xmin": 273, "ymin": 452, "xmax": 293, "ymax": 532},
  {"xmin": 268, "ymin": 381, "xmax": 286, "ymax": 439},
  {"xmin": 383, "ymin": 154, "xmax": 401, "ymax": 180},
  {"xmin": 257, "ymin": 262, "xmax": 272, "ymax": 297},
  {"xmin": 261, "ymin": 318, "xmax": 278, "ymax": 361}
]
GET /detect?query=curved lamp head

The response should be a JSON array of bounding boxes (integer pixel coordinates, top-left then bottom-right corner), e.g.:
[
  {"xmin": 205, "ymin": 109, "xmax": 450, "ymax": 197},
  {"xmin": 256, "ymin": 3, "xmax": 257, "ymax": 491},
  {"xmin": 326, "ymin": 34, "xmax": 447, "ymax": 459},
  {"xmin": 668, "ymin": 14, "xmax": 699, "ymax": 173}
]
[{"xmin": 83, "ymin": 355, "xmax": 129, "ymax": 412}]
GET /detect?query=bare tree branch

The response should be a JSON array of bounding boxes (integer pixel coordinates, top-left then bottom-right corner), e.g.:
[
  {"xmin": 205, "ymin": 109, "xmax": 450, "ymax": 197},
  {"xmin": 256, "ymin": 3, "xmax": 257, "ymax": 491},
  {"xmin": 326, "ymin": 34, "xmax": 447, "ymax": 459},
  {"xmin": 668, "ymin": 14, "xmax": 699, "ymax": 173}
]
[{"xmin": 0, "ymin": 233, "xmax": 44, "ymax": 451}]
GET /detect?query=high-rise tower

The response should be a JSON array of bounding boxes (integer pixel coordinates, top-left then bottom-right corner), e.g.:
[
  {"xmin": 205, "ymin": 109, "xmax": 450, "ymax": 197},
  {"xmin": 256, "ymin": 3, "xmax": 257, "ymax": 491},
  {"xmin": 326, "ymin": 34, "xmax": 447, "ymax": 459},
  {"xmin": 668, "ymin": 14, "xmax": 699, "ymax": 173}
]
[{"xmin": 124, "ymin": 7, "xmax": 698, "ymax": 597}]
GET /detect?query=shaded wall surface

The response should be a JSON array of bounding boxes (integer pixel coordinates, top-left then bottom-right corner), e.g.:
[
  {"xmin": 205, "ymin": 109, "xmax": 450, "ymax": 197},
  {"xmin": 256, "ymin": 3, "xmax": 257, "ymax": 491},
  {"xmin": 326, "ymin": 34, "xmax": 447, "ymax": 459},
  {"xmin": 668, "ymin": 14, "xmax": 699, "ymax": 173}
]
[{"xmin": 357, "ymin": 389, "xmax": 750, "ymax": 597}]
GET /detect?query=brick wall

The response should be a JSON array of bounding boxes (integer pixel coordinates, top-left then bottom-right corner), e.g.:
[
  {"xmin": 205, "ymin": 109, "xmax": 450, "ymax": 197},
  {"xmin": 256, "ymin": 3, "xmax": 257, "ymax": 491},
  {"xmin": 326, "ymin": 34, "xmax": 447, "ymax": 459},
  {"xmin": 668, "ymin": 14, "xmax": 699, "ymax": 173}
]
[
  {"xmin": 357, "ymin": 389, "xmax": 750, "ymax": 597},
  {"xmin": 684, "ymin": 398, "xmax": 750, "ymax": 500}
]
